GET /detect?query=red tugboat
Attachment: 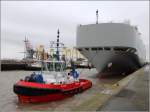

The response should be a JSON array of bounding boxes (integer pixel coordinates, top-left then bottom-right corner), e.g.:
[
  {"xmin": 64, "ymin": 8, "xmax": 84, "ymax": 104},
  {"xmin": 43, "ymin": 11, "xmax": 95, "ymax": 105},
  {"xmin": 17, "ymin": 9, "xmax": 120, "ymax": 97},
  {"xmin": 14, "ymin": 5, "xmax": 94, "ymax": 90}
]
[{"xmin": 13, "ymin": 30, "xmax": 92, "ymax": 103}]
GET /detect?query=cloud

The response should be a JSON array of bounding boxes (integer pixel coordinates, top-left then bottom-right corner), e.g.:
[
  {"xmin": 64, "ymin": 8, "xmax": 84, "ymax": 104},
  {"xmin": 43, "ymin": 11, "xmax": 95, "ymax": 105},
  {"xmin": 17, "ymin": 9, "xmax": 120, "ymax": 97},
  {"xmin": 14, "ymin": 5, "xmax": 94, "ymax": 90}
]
[{"xmin": 1, "ymin": 1, "xmax": 149, "ymax": 60}]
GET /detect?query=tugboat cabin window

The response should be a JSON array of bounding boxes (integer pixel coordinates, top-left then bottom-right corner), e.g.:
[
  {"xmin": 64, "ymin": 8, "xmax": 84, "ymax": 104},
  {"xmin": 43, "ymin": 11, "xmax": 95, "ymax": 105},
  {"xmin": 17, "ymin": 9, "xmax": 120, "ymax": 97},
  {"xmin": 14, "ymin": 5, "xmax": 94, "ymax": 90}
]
[
  {"xmin": 47, "ymin": 62, "xmax": 53, "ymax": 71},
  {"xmin": 43, "ymin": 61, "xmax": 66, "ymax": 72},
  {"xmin": 55, "ymin": 62, "xmax": 62, "ymax": 71}
]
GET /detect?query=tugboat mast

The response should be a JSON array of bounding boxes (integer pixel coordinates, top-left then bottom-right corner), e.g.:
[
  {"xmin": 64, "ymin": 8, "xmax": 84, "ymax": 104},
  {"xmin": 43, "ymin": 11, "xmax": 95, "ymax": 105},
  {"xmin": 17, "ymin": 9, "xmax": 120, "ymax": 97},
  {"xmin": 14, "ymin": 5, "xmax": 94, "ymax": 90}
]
[{"xmin": 56, "ymin": 29, "xmax": 60, "ymax": 61}]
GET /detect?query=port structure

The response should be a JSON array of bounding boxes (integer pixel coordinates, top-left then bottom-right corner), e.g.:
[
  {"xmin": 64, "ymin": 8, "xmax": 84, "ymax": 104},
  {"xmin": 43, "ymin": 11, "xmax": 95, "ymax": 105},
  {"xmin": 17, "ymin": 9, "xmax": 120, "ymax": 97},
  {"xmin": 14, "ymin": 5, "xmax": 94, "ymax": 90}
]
[
  {"xmin": 21, "ymin": 31, "xmax": 87, "ymax": 69},
  {"xmin": 23, "ymin": 36, "xmax": 35, "ymax": 60}
]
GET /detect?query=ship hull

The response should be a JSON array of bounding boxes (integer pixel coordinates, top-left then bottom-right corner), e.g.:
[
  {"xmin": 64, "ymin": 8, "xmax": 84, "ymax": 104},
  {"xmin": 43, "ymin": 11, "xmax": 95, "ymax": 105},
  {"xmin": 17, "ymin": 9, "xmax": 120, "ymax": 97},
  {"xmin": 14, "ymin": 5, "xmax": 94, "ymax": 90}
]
[
  {"xmin": 99, "ymin": 51, "xmax": 142, "ymax": 74},
  {"xmin": 13, "ymin": 79, "xmax": 92, "ymax": 103},
  {"xmin": 78, "ymin": 49, "xmax": 142, "ymax": 75}
]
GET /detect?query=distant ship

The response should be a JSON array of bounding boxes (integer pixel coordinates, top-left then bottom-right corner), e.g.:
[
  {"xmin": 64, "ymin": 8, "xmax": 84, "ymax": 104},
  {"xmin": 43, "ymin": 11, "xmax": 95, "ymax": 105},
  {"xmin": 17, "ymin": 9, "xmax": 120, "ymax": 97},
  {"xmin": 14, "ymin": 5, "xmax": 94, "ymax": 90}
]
[{"xmin": 76, "ymin": 10, "xmax": 146, "ymax": 75}]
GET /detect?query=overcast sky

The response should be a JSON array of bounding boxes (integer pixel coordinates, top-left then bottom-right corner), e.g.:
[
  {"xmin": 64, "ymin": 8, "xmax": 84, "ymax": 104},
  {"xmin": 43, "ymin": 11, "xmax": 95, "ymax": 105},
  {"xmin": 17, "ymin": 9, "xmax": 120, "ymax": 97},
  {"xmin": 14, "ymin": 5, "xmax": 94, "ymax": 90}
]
[{"xmin": 1, "ymin": 1, "xmax": 149, "ymax": 60}]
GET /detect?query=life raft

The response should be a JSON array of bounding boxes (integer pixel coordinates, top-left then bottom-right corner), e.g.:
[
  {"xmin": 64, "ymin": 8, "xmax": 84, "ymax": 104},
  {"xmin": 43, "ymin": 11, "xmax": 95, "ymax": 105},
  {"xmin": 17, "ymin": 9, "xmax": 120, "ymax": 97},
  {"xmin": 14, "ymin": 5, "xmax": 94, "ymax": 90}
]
[{"xmin": 13, "ymin": 79, "xmax": 92, "ymax": 103}]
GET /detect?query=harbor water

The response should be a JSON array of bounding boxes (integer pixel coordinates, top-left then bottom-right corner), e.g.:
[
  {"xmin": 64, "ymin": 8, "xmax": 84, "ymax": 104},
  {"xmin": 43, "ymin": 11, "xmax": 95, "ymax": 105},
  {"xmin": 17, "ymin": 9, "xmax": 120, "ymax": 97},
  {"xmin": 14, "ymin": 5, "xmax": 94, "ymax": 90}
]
[{"xmin": 0, "ymin": 68, "xmax": 126, "ymax": 112}]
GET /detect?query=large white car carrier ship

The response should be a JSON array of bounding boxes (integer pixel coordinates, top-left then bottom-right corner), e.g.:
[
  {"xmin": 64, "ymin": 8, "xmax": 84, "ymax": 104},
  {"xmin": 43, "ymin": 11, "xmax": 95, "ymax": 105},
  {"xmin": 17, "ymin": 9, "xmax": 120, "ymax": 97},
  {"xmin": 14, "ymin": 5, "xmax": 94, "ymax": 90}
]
[{"xmin": 76, "ymin": 10, "xmax": 146, "ymax": 75}]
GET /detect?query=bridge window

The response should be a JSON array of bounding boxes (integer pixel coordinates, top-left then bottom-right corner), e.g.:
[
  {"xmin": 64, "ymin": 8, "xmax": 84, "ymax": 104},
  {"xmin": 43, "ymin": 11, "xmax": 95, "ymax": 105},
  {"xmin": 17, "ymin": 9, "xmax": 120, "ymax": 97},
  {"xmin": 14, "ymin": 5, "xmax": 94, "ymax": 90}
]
[
  {"xmin": 98, "ymin": 47, "xmax": 103, "ymax": 50},
  {"xmin": 104, "ymin": 47, "xmax": 111, "ymax": 50},
  {"xmin": 91, "ymin": 47, "xmax": 97, "ymax": 51},
  {"xmin": 114, "ymin": 47, "xmax": 127, "ymax": 51},
  {"xmin": 85, "ymin": 48, "xmax": 89, "ymax": 51}
]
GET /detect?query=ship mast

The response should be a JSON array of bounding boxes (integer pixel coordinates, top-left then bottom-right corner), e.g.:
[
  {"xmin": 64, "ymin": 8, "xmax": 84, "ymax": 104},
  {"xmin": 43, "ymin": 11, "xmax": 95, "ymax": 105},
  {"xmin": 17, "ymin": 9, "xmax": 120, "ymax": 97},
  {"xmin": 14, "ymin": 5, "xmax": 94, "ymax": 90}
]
[{"xmin": 96, "ymin": 9, "xmax": 99, "ymax": 24}]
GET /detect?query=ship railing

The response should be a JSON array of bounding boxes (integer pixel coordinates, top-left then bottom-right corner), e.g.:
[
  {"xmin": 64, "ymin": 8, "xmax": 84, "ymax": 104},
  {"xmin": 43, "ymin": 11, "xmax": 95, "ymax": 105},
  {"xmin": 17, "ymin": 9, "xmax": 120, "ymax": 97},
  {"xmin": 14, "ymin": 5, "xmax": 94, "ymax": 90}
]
[{"xmin": 77, "ymin": 19, "xmax": 132, "ymax": 27}]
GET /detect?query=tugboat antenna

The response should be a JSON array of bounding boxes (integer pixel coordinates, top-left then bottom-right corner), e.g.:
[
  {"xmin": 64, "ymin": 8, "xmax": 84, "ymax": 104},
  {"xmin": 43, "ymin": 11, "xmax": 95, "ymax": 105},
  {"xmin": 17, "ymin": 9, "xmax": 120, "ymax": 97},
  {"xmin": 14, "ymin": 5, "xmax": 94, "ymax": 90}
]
[{"xmin": 96, "ymin": 9, "xmax": 98, "ymax": 24}]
